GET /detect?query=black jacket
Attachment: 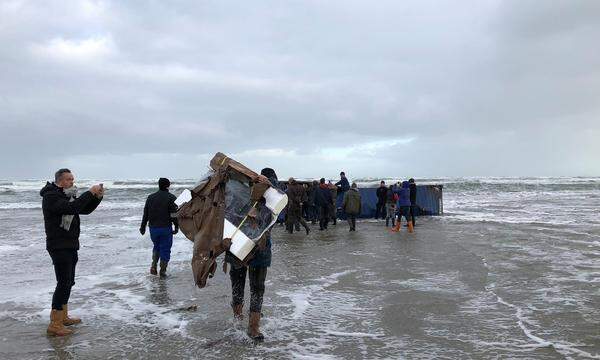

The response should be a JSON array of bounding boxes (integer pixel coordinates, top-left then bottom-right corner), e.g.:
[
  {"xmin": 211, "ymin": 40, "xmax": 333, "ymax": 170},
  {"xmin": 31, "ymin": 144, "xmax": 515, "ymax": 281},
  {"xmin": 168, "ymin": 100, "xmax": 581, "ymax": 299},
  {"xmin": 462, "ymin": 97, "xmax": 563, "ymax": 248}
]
[
  {"xmin": 315, "ymin": 185, "xmax": 333, "ymax": 207},
  {"xmin": 376, "ymin": 186, "xmax": 388, "ymax": 202},
  {"xmin": 40, "ymin": 182, "xmax": 102, "ymax": 251},
  {"xmin": 141, "ymin": 190, "xmax": 178, "ymax": 229},
  {"xmin": 409, "ymin": 183, "xmax": 417, "ymax": 205}
]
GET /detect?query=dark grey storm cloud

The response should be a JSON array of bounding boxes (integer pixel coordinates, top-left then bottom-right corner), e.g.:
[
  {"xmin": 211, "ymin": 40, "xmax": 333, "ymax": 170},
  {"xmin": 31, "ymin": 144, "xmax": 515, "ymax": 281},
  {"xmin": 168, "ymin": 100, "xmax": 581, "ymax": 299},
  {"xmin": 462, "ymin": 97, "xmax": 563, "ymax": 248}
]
[{"xmin": 1, "ymin": 0, "xmax": 599, "ymax": 180}]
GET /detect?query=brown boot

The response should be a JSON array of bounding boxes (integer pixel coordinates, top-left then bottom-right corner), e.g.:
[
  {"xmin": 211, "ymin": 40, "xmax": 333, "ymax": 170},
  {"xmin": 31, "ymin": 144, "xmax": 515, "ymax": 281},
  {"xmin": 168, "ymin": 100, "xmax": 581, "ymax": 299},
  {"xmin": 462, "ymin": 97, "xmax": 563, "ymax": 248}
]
[
  {"xmin": 232, "ymin": 304, "xmax": 244, "ymax": 320},
  {"xmin": 247, "ymin": 312, "xmax": 264, "ymax": 342},
  {"xmin": 62, "ymin": 304, "xmax": 81, "ymax": 326},
  {"xmin": 408, "ymin": 221, "xmax": 414, "ymax": 233},
  {"xmin": 47, "ymin": 309, "xmax": 73, "ymax": 336},
  {"xmin": 391, "ymin": 222, "xmax": 401, "ymax": 232}
]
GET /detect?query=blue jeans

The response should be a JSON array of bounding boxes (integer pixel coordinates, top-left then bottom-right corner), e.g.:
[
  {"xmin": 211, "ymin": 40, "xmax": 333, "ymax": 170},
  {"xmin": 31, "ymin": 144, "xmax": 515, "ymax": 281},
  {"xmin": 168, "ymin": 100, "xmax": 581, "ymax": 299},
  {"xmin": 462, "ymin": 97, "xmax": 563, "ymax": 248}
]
[{"xmin": 149, "ymin": 227, "xmax": 173, "ymax": 262}]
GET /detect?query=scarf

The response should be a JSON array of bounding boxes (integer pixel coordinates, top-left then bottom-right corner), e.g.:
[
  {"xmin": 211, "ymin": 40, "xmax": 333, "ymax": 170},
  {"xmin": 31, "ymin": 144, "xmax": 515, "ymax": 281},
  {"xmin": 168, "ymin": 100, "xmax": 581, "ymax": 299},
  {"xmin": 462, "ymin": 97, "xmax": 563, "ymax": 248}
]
[{"xmin": 60, "ymin": 186, "xmax": 78, "ymax": 231}]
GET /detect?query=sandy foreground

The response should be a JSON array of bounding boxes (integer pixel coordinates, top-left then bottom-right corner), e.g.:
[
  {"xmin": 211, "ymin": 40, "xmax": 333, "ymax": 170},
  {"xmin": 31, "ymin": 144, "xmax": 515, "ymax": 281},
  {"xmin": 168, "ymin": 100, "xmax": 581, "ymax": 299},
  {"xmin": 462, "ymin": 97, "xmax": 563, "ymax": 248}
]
[{"xmin": 1, "ymin": 217, "xmax": 598, "ymax": 359}]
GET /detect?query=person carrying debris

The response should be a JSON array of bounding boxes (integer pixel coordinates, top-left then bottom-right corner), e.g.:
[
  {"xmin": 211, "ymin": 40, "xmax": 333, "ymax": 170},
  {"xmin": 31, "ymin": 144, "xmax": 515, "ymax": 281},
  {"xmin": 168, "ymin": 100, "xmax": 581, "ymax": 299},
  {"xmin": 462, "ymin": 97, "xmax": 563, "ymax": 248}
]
[{"xmin": 224, "ymin": 168, "xmax": 279, "ymax": 342}]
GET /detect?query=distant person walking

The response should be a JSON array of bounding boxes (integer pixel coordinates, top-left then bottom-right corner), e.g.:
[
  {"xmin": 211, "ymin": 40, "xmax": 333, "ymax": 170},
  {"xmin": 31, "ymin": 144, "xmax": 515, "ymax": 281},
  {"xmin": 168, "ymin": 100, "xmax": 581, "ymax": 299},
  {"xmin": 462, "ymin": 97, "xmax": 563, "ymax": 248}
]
[
  {"xmin": 408, "ymin": 178, "xmax": 417, "ymax": 226},
  {"xmin": 285, "ymin": 178, "xmax": 310, "ymax": 235},
  {"xmin": 140, "ymin": 178, "xmax": 179, "ymax": 277},
  {"xmin": 392, "ymin": 181, "xmax": 414, "ymax": 233},
  {"xmin": 385, "ymin": 185, "xmax": 398, "ymax": 227},
  {"xmin": 328, "ymin": 181, "xmax": 338, "ymax": 225},
  {"xmin": 375, "ymin": 181, "xmax": 388, "ymax": 220},
  {"xmin": 306, "ymin": 181, "xmax": 318, "ymax": 224},
  {"xmin": 342, "ymin": 183, "xmax": 362, "ymax": 231},
  {"xmin": 41, "ymin": 168, "xmax": 103, "ymax": 336},
  {"xmin": 315, "ymin": 178, "xmax": 333, "ymax": 230}
]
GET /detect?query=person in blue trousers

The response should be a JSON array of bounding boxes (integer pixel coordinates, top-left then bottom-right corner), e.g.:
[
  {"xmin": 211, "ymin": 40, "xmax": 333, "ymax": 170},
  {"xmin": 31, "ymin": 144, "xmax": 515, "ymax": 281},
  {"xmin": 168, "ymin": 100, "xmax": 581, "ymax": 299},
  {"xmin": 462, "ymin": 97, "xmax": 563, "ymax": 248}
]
[{"xmin": 140, "ymin": 178, "xmax": 178, "ymax": 277}]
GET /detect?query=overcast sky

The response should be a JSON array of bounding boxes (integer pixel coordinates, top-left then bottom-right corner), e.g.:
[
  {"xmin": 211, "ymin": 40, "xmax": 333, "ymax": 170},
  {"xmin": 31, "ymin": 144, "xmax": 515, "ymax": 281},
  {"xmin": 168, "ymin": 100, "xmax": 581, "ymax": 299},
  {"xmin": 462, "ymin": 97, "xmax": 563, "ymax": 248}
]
[{"xmin": 1, "ymin": 0, "xmax": 599, "ymax": 180}]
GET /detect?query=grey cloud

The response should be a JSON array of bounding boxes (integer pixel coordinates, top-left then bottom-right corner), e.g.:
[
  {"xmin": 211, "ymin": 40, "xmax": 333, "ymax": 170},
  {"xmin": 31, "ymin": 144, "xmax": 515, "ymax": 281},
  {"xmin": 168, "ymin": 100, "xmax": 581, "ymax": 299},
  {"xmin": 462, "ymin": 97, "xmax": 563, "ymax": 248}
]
[{"xmin": 1, "ymin": 0, "xmax": 599, "ymax": 180}]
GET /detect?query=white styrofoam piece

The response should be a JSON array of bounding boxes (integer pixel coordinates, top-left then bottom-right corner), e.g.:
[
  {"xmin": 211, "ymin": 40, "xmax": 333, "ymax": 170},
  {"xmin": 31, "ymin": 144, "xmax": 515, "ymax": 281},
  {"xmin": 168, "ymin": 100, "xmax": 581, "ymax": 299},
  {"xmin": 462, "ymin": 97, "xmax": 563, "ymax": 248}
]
[
  {"xmin": 224, "ymin": 219, "xmax": 256, "ymax": 260},
  {"xmin": 175, "ymin": 189, "xmax": 192, "ymax": 206},
  {"xmin": 264, "ymin": 187, "xmax": 288, "ymax": 214}
]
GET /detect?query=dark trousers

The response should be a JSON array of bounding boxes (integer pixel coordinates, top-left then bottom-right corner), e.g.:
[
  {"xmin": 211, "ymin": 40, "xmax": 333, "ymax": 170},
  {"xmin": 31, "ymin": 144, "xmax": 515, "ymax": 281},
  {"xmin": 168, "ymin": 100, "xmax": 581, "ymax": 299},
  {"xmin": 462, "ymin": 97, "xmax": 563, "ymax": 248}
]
[
  {"xmin": 229, "ymin": 265, "xmax": 268, "ymax": 313},
  {"xmin": 410, "ymin": 205, "xmax": 416, "ymax": 225},
  {"xmin": 319, "ymin": 205, "xmax": 330, "ymax": 229},
  {"xmin": 347, "ymin": 214, "xmax": 357, "ymax": 230},
  {"xmin": 375, "ymin": 201, "xmax": 386, "ymax": 219},
  {"xmin": 48, "ymin": 249, "xmax": 78, "ymax": 310},
  {"xmin": 305, "ymin": 205, "xmax": 316, "ymax": 222}
]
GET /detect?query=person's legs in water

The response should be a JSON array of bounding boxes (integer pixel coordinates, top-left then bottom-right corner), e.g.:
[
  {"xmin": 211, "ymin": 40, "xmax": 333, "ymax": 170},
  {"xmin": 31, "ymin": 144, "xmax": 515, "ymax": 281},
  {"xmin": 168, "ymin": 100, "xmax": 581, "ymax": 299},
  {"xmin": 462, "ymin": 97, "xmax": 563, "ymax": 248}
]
[
  {"xmin": 392, "ymin": 208, "xmax": 402, "ymax": 232},
  {"xmin": 347, "ymin": 214, "xmax": 356, "ymax": 231},
  {"xmin": 298, "ymin": 217, "xmax": 310, "ymax": 235},
  {"xmin": 150, "ymin": 229, "xmax": 161, "ymax": 275},
  {"xmin": 330, "ymin": 204, "xmax": 337, "ymax": 225},
  {"xmin": 400, "ymin": 206, "xmax": 413, "ymax": 233},
  {"xmin": 323, "ymin": 205, "xmax": 330, "ymax": 229},
  {"xmin": 150, "ymin": 227, "xmax": 172, "ymax": 277},
  {"xmin": 159, "ymin": 229, "xmax": 173, "ymax": 277},
  {"xmin": 62, "ymin": 250, "xmax": 81, "ymax": 326},
  {"xmin": 248, "ymin": 266, "xmax": 267, "ymax": 341},
  {"xmin": 385, "ymin": 204, "xmax": 395, "ymax": 227},
  {"xmin": 47, "ymin": 249, "xmax": 75, "ymax": 336},
  {"xmin": 229, "ymin": 265, "xmax": 247, "ymax": 320},
  {"xmin": 410, "ymin": 205, "xmax": 416, "ymax": 226},
  {"xmin": 150, "ymin": 238, "xmax": 160, "ymax": 275}
]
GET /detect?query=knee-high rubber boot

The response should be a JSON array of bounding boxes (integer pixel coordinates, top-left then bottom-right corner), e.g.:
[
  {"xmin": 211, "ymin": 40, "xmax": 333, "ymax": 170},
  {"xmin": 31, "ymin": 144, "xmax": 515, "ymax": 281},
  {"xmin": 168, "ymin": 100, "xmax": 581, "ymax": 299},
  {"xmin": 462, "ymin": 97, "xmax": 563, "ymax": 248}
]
[
  {"xmin": 247, "ymin": 311, "xmax": 264, "ymax": 342},
  {"xmin": 159, "ymin": 260, "xmax": 168, "ymax": 278},
  {"xmin": 62, "ymin": 304, "xmax": 81, "ymax": 326},
  {"xmin": 150, "ymin": 251, "xmax": 159, "ymax": 275},
  {"xmin": 232, "ymin": 304, "xmax": 244, "ymax": 320},
  {"xmin": 408, "ymin": 221, "xmax": 414, "ymax": 233},
  {"xmin": 47, "ymin": 309, "xmax": 72, "ymax": 336}
]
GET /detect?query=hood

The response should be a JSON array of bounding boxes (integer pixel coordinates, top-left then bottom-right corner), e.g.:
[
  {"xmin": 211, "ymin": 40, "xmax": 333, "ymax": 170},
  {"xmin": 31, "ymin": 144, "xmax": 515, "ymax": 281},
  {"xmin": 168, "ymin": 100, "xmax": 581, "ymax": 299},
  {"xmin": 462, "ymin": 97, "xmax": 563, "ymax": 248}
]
[
  {"xmin": 40, "ymin": 181, "xmax": 61, "ymax": 197},
  {"xmin": 402, "ymin": 181, "xmax": 410, "ymax": 189}
]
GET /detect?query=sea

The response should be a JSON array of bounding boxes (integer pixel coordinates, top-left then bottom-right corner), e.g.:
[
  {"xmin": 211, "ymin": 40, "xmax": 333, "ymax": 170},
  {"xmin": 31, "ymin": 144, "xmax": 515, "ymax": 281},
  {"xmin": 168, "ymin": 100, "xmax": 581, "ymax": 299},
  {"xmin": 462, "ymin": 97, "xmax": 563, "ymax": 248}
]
[{"xmin": 0, "ymin": 177, "xmax": 598, "ymax": 359}]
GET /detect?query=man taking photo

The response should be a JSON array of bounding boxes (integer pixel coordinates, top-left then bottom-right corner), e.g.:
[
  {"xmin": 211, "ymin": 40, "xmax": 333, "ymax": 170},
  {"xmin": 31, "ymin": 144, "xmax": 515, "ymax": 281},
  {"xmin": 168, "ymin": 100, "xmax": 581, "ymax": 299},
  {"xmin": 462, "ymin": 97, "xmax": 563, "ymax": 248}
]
[{"xmin": 40, "ymin": 168, "xmax": 103, "ymax": 336}]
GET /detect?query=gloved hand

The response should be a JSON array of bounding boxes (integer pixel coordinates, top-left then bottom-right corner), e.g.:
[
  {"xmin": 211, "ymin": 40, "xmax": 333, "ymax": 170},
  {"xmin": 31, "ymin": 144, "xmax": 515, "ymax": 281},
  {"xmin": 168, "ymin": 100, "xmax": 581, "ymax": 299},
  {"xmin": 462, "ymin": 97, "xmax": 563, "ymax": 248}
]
[
  {"xmin": 172, "ymin": 225, "xmax": 179, "ymax": 235},
  {"xmin": 139, "ymin": 226, "xmax": 146, "ymax": 235}
]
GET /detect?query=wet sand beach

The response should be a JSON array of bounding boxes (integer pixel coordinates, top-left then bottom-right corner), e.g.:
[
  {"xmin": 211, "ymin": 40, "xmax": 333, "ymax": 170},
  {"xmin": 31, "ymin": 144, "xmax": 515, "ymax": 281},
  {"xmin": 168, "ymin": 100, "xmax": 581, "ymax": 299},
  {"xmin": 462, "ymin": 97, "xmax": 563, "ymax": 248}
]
[{"xmin": 1, "ymin": 216, "xmax": 598, "ymax": 359}]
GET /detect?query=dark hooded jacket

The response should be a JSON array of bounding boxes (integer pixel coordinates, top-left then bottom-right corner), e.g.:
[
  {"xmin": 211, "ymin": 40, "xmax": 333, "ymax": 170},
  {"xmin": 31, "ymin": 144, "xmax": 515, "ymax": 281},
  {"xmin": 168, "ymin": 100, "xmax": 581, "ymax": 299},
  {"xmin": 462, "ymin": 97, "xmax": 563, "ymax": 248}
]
[{"xmin": 40, "ymin": 182, "xmax": 102, "ymax": 251}]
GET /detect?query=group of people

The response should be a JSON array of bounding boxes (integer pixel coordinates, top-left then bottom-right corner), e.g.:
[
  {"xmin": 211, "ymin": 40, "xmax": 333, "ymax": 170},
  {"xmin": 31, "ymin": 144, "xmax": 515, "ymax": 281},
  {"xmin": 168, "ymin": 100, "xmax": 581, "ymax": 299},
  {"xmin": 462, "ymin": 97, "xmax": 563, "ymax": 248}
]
[
  {"xmin": 284, "ymin": 172, "xmax": 361, "ymax": 232},
  {"xmin": 40, "ymin": 167, "xmax": 417, "ymax": 341},
  {"xmin": 375, "ymin": 178, "xmax": 418, "ymax": 233},
  {"xmin": 283, "ymin": 173, "xmax": 418, "ymax": 234}
]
